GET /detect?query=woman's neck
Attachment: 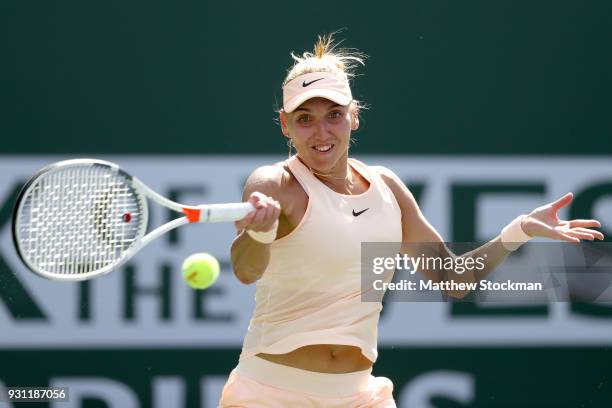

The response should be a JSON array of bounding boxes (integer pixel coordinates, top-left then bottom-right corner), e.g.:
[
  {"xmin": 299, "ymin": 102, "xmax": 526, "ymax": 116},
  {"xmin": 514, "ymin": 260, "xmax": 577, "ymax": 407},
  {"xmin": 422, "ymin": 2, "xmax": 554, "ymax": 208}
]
[{"xmin": 297, "ymin": 154, "xmax": 355, "ymax": 194}]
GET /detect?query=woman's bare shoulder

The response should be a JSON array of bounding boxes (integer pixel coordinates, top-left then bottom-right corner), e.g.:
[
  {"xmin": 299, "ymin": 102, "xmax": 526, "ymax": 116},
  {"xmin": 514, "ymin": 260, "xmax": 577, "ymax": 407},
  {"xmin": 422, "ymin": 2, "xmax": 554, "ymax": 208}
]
[
  {"xmin": 369, "ymin": 165, "xmax": 400, "ymax": 185},
  {"xmin": 242, "ymin": 161, "xmax": 301, "ymax": 200}
]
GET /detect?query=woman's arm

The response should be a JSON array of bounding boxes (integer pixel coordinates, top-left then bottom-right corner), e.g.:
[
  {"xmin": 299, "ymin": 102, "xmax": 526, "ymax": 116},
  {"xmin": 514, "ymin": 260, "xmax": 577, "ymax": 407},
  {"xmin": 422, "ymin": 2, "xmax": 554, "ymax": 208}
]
[
  {"xmin": 231, "ymin": 166, "xmax": 284, "ymax": 284},
  {"xmin": 376, "ymin": 166, "xmax": 604, "ymax": 299}
]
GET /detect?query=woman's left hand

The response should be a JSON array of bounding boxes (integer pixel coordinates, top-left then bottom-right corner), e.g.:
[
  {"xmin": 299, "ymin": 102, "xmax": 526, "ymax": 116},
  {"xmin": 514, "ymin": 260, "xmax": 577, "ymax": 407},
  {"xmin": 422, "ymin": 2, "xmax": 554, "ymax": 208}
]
[{"xmin": 521, "ymin": 192, "xmax": 605, "ymax": 242}]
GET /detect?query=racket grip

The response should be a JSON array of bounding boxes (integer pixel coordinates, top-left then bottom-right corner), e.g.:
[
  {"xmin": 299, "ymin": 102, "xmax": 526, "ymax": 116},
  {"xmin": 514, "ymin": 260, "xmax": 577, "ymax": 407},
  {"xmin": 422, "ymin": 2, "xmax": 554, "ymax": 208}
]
[{"xmin": 200, "ymin": 202, "xmax": 255, "ymax": 223}]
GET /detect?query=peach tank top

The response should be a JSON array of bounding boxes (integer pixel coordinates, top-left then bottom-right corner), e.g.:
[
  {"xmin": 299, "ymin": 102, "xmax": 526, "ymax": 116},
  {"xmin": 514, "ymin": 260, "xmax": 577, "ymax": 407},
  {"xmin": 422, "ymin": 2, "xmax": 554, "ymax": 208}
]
[{"xmin": 239, "ymin": 155, "xmax": 402, "ymax": 362}]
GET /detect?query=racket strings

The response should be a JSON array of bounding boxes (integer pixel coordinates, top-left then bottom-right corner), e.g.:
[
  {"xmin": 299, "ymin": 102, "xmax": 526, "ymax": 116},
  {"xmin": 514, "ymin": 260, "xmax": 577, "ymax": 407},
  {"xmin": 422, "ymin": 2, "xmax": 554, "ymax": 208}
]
[{"xmin": 17, "ymin": 165, "xmax": 146, "ymax": 276}]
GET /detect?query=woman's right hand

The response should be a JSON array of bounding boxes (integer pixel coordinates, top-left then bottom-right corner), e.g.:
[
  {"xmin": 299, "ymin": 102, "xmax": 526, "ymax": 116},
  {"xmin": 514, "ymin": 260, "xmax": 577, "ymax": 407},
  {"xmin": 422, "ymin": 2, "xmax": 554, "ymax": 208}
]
[{"xmin": 235, "ymin": 192, "xmax": 281, "ymax": 233}]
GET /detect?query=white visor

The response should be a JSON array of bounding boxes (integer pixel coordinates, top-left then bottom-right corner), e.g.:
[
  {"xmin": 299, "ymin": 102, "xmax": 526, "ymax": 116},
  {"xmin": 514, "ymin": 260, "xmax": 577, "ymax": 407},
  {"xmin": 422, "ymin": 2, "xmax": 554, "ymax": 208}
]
[{"xmin": 282, "ymin": 72, "xmax": 352, "ymax": 113}]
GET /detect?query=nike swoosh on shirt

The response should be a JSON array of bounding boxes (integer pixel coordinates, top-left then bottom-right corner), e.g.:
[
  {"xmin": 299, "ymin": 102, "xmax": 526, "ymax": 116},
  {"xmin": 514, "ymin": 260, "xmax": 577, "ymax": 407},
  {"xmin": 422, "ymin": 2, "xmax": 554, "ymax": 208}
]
[{"xmin": 352, "ymin": 208, "xmax": 369, "ymax": 217}]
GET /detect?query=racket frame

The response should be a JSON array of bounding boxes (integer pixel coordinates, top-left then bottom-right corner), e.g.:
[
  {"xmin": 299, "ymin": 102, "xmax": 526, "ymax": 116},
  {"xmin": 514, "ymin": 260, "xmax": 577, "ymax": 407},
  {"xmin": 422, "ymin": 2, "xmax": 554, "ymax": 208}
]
[{"xmin": 12, "ymin": 159, "xmax": 253, "ymax": 281}]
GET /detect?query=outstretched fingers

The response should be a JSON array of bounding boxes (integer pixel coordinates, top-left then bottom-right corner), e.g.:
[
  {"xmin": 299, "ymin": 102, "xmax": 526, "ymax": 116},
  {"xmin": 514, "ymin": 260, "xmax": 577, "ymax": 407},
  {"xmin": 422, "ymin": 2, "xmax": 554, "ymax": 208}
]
[
  {"xmin": 563, "ymin": 229, "xmax": 596, "ymax": 241},
  {"xmin": 551, "ymin": 192, "xmax": 574, "ymax": 211},
  {"xmin": 554, "ymin": 230, "xmax": 581, "ymax": 243},
  {"xmin": 568, "ymin": 219, "xmax": 601, "ymax": 229},
  {"xmin": 530, "ymin": 219, "xmax": 579, "ymax": 242},
  {"xmin": 569, "ymin": 227, "xmax": 604, "ymax": 240}
]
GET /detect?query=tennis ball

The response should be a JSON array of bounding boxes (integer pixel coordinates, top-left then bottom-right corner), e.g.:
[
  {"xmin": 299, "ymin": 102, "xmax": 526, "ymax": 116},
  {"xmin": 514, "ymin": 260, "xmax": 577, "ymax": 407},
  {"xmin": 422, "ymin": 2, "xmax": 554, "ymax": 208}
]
[{"xmin": 182, "ymin": 253, "xmax": 220, "ymax": 290}]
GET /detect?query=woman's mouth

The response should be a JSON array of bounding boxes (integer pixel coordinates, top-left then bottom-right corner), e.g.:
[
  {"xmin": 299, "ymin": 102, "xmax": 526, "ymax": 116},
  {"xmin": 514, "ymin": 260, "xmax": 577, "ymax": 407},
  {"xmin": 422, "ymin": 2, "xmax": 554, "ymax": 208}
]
[{"xmin": 312, "ymin": 144, "xmax": 334, "ymax": 154}]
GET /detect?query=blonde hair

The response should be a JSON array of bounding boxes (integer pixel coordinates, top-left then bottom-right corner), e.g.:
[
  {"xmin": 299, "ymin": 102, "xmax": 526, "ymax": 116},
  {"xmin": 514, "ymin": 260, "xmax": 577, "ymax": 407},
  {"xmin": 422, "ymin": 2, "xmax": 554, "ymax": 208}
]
[{"xmin": 283, "ymin": 33, "xmax": 367, "ymax": 113}]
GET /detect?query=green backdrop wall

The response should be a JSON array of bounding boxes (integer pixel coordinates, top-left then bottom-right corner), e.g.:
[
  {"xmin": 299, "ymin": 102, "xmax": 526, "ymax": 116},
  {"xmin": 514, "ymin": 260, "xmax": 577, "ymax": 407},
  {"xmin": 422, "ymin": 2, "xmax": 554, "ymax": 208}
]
[{"xmin": 1, "ymin": 0, "xmax": 611, "ymax": 154}]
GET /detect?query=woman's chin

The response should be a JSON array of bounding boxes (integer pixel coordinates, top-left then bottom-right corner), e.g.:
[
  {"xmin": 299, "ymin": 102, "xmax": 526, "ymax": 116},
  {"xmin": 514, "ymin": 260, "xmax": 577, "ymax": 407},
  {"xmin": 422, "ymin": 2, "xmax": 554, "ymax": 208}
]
[{"xmin": 304, "ymin": 153, "xmax": 337, "ymax": 171}]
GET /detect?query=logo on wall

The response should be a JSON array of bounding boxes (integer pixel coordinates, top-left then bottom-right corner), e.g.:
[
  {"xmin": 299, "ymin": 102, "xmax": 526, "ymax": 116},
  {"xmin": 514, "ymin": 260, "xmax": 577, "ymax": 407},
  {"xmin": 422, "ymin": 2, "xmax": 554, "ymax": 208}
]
[{"xmin": 0, "ymin": 156, "xmax": 610, "ymax": 348}]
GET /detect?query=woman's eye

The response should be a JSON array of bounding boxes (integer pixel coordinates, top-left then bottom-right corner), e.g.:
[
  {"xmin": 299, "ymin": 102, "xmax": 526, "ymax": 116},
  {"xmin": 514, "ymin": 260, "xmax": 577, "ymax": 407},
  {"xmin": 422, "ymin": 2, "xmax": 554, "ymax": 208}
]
[
  {"xmin": 297, "ymin": 115, "xmax": 311, "ymax": 123},
  {"xmin": 329, "ymin": 111, "xmax": 341, "ymax": 119}
]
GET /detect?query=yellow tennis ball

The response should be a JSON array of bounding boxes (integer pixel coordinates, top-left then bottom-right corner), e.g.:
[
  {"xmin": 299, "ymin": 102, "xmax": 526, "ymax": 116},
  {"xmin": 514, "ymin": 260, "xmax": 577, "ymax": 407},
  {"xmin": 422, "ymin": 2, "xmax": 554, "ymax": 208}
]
[{"xmin": 182, "ymin": 253, "xmax": 220, "ymax": 290}]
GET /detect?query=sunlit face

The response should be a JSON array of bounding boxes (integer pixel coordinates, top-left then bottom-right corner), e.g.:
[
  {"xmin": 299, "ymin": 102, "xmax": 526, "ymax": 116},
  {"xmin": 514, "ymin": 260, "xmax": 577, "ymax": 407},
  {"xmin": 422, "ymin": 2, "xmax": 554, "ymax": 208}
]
[{"xmin": 280, "ymin": 97, "xmax": 359, "ymax": 172}]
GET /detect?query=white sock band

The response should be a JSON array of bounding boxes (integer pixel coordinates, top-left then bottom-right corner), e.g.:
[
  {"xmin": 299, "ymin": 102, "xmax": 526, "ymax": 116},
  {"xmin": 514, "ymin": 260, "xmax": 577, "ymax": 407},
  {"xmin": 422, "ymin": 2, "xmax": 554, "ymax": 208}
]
[{"xmin": 501, "ymin": 215, "xmax": 533, "ymax": 251}]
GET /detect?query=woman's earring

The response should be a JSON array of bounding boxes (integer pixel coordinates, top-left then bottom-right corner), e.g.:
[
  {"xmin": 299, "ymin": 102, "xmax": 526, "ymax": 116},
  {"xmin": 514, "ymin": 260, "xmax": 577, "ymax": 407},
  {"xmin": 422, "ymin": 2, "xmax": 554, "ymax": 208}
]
[{"xmin": 287, "ymin": 138, "xmax": 294, "ymax": 158}]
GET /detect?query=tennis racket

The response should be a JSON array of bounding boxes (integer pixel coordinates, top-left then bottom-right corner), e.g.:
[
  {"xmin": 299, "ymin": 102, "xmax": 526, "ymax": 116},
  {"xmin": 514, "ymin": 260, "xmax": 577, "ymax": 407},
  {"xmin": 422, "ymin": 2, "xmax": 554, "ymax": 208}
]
[{"xmin": 12, "ymin": 159, "xmax": 253, "ymax": 282}]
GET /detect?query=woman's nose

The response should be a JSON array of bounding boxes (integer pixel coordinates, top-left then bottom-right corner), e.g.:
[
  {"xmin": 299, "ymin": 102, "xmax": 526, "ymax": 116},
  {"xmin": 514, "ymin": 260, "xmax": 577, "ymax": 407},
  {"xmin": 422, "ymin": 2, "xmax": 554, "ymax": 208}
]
[{"xmin": 315, "ymin": 120, "xmax": 331, "ymax": 136}]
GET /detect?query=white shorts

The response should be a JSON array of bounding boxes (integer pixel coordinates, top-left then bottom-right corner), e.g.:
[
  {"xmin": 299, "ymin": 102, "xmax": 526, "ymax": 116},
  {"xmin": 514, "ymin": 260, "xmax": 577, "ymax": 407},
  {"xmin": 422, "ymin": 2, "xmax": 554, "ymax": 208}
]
[{"xmin": 218, "ymin": 356, "xmax": 396, "ymax": 408}]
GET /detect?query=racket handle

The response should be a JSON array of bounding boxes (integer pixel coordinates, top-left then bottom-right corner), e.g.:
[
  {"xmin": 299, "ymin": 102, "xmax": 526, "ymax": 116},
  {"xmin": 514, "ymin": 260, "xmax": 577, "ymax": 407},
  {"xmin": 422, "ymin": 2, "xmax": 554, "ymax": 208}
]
[{"xmin": 200, "ymin": 202, "xmax": 255, "ymax": 223}]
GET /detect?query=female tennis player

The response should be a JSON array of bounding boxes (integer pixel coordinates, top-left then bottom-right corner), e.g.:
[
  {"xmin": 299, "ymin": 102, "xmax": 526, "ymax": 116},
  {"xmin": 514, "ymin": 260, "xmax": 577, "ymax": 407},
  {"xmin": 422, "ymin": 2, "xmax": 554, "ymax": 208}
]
[{"xmin": 218, "ymin": 34, "xmax": 604, "ymax": 407}]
